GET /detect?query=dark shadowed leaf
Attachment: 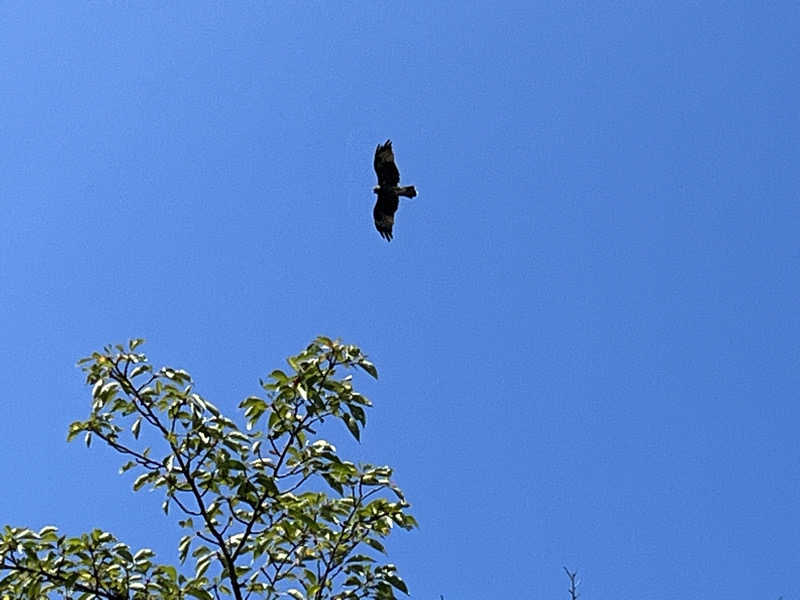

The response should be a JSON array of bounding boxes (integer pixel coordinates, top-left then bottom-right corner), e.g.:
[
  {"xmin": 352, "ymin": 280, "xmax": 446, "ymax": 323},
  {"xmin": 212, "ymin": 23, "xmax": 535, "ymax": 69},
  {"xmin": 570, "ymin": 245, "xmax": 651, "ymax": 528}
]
[
  {"xmin": 342, "ymin": 414, "xmax": 361, "ymax": 441},
  {"xmin": 386, "ymin": 574, "xmax": 409, "ymax": 595},
  {"xmin": 364, "ymin": 538, "xmax": 385, "ymax": 553},
  {"xmin": 358, "ymin": 360, "xmax": 378, "ymax": 379}
]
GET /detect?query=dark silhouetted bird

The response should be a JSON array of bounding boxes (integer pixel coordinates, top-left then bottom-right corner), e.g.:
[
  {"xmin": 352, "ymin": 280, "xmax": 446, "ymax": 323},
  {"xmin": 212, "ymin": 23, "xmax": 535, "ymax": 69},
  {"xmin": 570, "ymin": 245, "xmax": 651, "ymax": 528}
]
[{"xmin": 372, "ymin": 140, "xmax": 417, "ymax": 241}]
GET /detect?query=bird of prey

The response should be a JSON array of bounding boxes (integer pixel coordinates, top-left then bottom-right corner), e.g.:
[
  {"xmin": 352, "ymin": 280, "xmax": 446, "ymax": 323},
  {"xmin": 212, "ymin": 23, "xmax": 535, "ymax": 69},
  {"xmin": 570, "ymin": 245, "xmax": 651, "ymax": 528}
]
[{"xmin": 372, "ymin": 139, "xmax": 417, "ymax": 241}]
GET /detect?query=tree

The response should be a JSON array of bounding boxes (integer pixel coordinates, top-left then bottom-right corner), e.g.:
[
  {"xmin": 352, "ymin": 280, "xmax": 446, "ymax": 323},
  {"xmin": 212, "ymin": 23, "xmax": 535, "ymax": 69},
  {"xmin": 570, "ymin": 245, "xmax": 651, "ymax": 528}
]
[{"xmin": 0, "ymin": 337, "xmax": 416, "ymax": 600}]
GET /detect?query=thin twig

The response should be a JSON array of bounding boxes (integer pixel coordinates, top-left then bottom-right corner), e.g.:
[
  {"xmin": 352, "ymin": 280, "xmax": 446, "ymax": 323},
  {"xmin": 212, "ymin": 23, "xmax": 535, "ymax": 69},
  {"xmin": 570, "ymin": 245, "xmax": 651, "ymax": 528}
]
[{"xmin": 563, "ymin": 566, "xmax": 579, "ymax": 600}]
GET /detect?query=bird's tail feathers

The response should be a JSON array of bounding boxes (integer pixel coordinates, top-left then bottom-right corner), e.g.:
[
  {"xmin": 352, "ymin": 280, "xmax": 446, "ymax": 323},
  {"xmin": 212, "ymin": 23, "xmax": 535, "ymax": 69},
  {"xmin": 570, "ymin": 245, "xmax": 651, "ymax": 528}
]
[{"xmin": 397, "ymin": 185, "xmax": 417, "ymax": 198}]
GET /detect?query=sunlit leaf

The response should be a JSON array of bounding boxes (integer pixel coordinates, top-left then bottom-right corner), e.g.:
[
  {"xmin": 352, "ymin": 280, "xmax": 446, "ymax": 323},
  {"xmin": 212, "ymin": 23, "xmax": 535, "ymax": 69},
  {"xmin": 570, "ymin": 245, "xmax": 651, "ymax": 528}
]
[{"xmin": 131, "ymin": 417, "xmax": 142, "ymax": 439}]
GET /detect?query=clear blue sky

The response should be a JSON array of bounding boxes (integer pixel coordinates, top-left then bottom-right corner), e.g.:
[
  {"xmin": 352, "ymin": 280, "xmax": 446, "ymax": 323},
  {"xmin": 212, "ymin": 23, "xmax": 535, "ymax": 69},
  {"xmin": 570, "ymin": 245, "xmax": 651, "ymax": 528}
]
[{"xmin": 2, "ymin": 3, "xmax": 799, "ymax": 599}]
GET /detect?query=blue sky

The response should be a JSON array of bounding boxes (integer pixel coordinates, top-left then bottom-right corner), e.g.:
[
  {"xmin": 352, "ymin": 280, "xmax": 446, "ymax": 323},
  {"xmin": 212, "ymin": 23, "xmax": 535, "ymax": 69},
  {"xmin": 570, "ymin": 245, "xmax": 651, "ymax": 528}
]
[{"xmin": 1, "ymin": 2, "xmax": 799, "ymax": 598}]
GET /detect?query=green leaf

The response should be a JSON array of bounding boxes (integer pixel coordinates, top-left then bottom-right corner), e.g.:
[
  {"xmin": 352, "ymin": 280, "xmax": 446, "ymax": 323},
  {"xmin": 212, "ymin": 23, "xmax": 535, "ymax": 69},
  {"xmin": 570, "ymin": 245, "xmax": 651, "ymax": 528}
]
[
  {"xmin": 133, "ymin": 472, "xmax": 154, "ymax": 491},
  {"xmin": 178, "ymin": 535, "xmax": 192, "ymax": 563},
  {"xmin": 129, "ymin": 364, "xmax": 150, "ymax": 378},
  {"xmin": 270, "ymin": 369, "xmax": 289, "ymax": 383},
  {"xmin": 358, "ymin": 360, "xmax": 378, "ymax": 379},
  {"xmin": 186, "ymin": 589, "xmax": 214, "ymax": 600},
  {"xmin": 400, "ymin": 515, "xmax": 418, "ymax": 529},
  {"xmin": 38, "ymin": 525, "xmax": 58, "ymax": 539},
  {"xmin": 345, "ymin": 554, "xmax": 376, "ymax": 564},
  {"xmin": 115, "ymin": 545, "xmax": 133, "ymax": 563},
  {"xmin": 386, "ymin": 574, "xmax": 409, "ymax": 595},
  {"xmin": 195, "ymin": 554, "xmax": 212, "ymax": 578},
  {"xmin": 133, "ymin": 548, "xmax": 155, "ymax": 561},
  {"xmin": 131, "ymin": 417, "xmax": 142, "ymax": 439},
  {"xmin": 322, "ymin": 473, "xmax": 344, "ymax": 495},
  {"xmin": 268, "ymin": 411, "xmax": 280, "ymax": 431},
  {"xmin": 66, "ymin": 421, "xmax": 84, "ymax": 442},
  {"xmin": 349, "ymin": 405, "xmax": 366, "ymax": 425},
  {"xmin": 342, "ymin": 414, "xmax": 360, "ymax": 441},
  {"xmin": 363, "ymin": 538, "xmax": 385, "ymax": 553},
  {"xmin": 204, "ymin": 399, "xmax": 221, "ymax": 417}
]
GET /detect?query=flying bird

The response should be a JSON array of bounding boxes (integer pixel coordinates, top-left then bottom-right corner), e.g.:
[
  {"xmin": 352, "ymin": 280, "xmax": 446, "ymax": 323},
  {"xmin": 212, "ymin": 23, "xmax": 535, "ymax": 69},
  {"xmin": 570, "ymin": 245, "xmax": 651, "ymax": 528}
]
[{"xmin": 372, "ymin": 140, "xmax": 417, "ymax": 241}]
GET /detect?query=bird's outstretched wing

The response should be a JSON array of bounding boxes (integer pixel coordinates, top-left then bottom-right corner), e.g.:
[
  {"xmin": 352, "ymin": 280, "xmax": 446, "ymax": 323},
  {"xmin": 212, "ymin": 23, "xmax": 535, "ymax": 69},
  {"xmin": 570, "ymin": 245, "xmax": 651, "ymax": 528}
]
[
  {"xmin": 374, "ymin": 139, "xmax": 400, "ymax": 188},
  {"xmin": 373, "ymin": 189, "xmax": 399, "ymax": 241}
]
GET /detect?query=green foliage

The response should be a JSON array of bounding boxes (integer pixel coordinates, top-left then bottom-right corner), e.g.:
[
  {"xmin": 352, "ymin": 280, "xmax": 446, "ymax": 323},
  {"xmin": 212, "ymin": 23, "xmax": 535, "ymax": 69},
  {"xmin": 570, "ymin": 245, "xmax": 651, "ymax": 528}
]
[
  {"xmin": 0, "ymin": 526, "xmax": 193, "ymax": 599},
  {"xmin": 1, "ymin": 337, "xmax": 415, "ymax": 600}
]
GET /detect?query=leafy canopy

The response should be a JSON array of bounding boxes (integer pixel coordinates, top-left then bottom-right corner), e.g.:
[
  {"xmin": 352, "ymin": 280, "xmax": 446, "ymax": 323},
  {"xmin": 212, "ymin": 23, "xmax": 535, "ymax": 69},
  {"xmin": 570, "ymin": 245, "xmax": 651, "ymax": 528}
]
[{"xmin": 0, "ymin": 337, "xmax": 416, "ymax": 600}]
